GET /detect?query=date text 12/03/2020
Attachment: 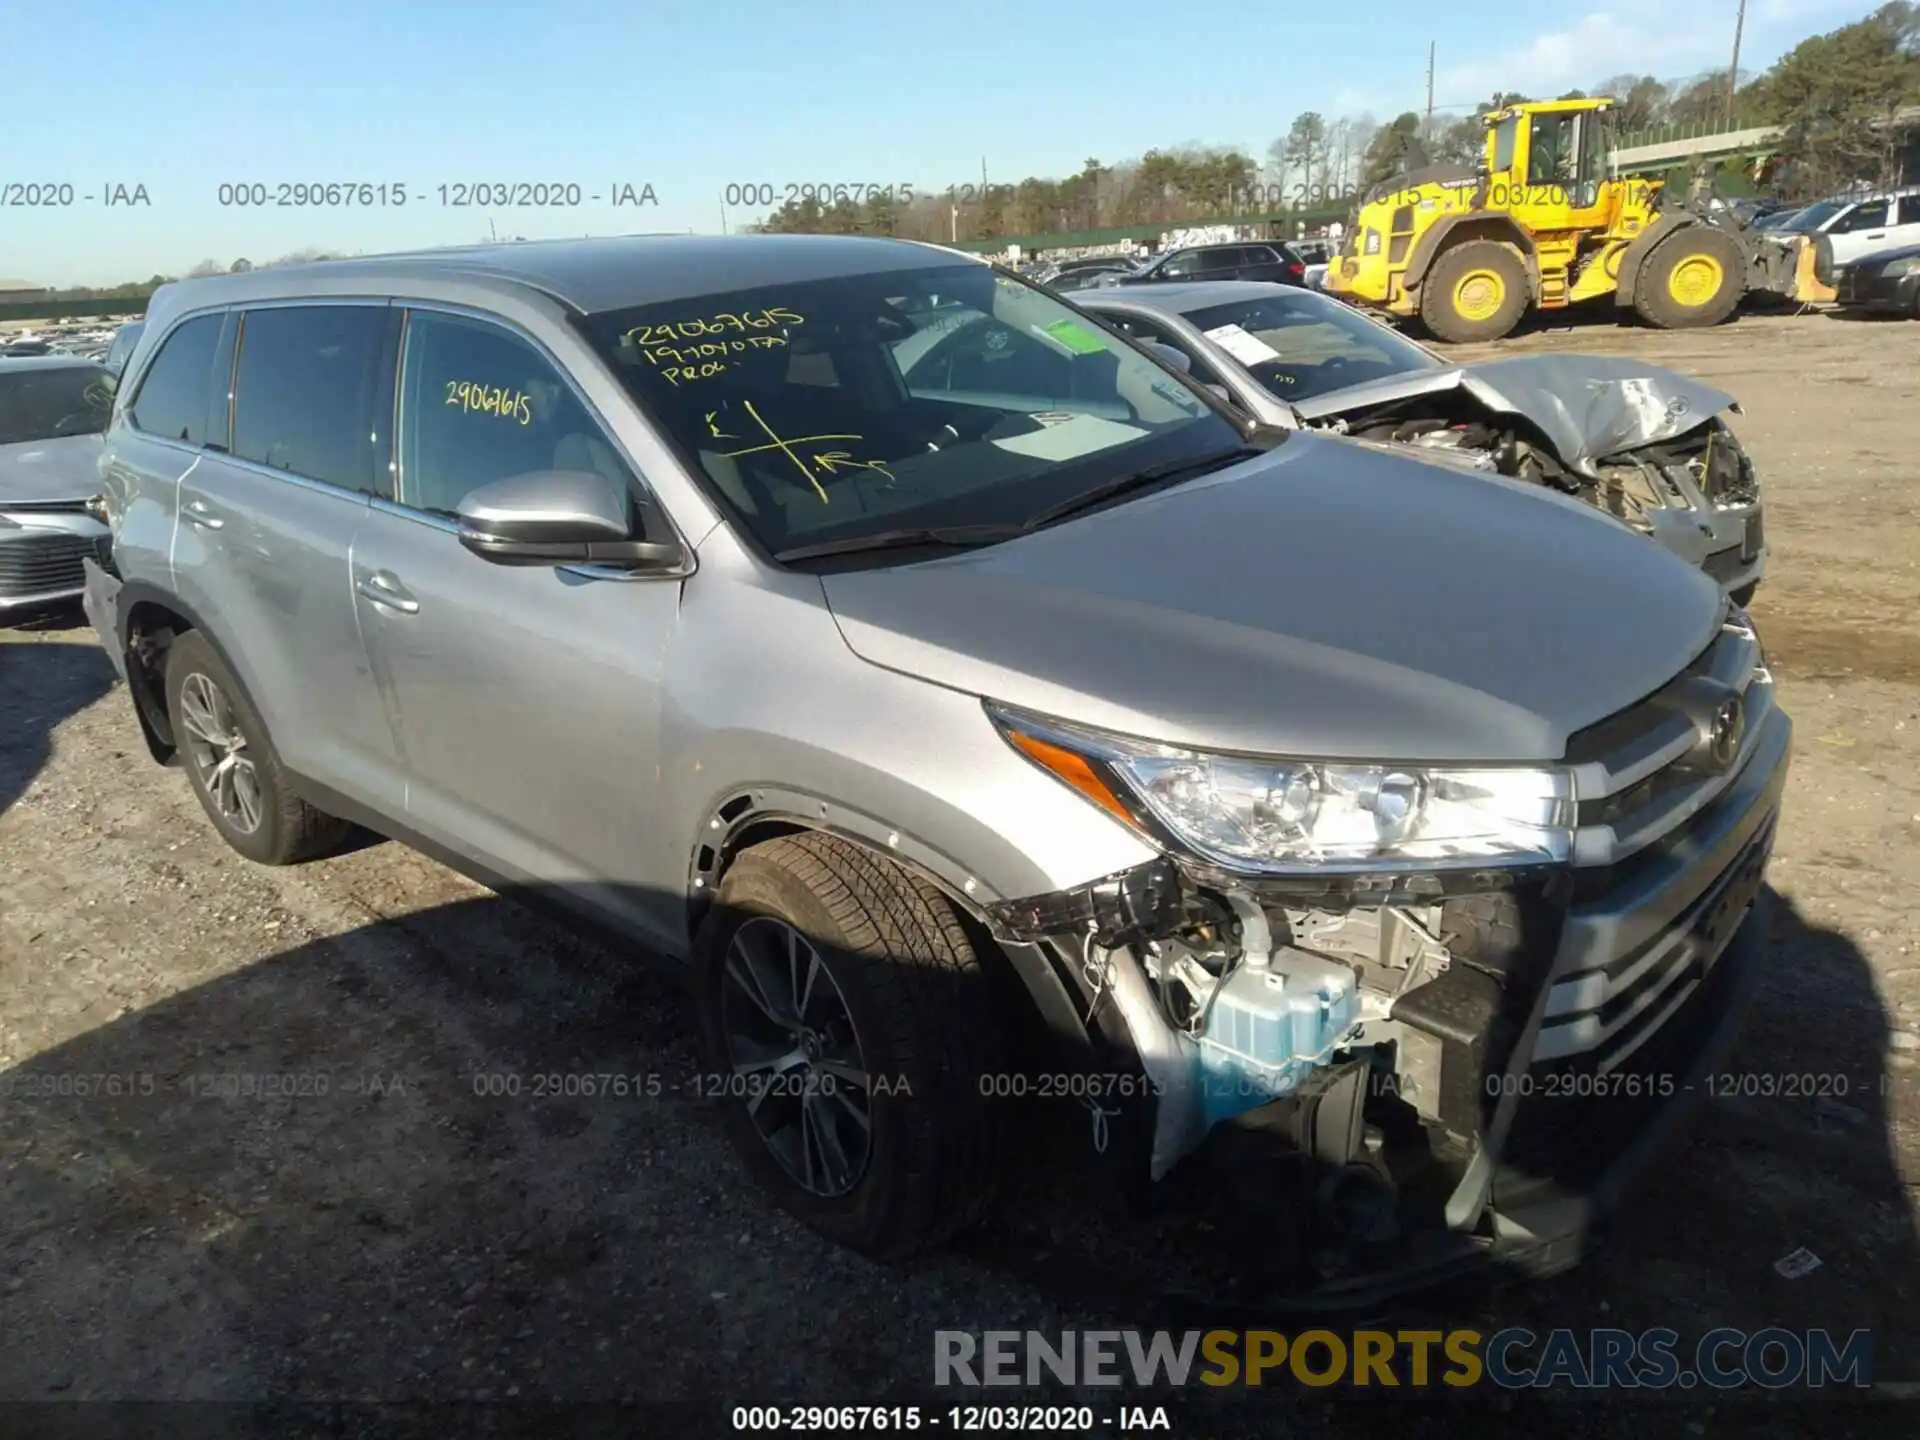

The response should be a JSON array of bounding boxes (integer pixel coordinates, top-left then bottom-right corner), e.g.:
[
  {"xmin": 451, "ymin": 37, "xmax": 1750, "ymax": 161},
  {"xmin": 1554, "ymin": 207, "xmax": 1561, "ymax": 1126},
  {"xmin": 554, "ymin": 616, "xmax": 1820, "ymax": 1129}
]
[{"xmin": 212, "ymin": 182, "xmax": 659, "ymax": 209}]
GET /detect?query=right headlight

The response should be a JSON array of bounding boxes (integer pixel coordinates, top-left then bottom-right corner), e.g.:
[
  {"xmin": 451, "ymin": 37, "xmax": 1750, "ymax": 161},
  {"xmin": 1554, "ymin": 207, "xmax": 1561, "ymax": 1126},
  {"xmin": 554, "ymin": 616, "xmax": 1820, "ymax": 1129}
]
[
  {"xmin": 1880, "ymin": 255, "xmax": 1920, "ymax": 278},
  {"xmin": 990, "ymin": 705, "xmax": 1574, "ymax": 875}
]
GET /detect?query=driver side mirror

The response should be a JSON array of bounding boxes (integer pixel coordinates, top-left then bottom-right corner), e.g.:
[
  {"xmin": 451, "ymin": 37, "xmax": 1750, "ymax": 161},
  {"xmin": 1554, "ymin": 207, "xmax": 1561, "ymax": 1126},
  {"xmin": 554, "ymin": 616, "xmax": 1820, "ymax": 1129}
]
[{"xmin": 456, "ymin": 470, "xmax": 688, "ymax": 572}]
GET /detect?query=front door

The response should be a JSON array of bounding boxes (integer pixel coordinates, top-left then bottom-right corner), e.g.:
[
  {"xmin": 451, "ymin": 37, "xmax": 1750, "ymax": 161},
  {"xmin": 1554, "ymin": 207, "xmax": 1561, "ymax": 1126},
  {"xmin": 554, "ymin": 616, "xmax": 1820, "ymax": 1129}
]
[{"xmin": 348, "ymin": 307, "xmax": 687, "ymax": 951}]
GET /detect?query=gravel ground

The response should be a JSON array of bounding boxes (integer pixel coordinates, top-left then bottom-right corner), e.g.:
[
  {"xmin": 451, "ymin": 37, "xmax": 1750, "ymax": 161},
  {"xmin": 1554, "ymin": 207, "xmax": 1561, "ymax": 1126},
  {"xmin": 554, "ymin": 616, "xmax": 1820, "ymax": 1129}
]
[{"xmin": 2, "ymin": 309, "xmax": 1918, "ymax": 1438}]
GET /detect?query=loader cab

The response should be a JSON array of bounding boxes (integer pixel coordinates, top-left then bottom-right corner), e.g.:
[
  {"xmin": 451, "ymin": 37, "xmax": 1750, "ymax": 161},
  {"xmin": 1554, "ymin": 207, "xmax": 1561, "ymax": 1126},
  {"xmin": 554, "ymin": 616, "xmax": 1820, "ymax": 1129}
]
[{"xmin": 1484, "ymin": 99, "xmax": 1615, "ymax": 228}]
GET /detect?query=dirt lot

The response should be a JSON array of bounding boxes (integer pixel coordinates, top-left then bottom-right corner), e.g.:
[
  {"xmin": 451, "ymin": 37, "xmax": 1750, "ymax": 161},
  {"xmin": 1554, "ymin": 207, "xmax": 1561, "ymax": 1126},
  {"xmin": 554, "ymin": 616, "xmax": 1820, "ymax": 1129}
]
[{"xmin": 3, "ymin": 309, "xmax": 1919, "ymax": 1436}]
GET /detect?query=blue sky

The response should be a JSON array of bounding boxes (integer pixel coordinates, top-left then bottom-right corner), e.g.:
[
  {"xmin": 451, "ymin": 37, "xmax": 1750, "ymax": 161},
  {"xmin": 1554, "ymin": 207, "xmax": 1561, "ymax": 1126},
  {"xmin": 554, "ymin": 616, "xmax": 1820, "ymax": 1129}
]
[{"xmin": 3, "ymin": 0, "xmax": 1872, "ymax": 287}]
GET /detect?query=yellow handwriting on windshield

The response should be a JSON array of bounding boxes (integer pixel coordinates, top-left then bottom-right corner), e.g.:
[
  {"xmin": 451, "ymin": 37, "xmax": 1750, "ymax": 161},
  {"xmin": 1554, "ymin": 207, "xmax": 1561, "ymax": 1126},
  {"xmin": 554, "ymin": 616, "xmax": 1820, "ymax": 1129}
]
[
  {"xmin": 625, "ymin": 308, "xmax": 805, "ymax": 386},
  {"xmin": 720, "ymin": 399, "xmax": 893, "ymax": 504},
  {"xmin": 639, "ymin": 334, "xmax": 788, "ymax": 387},
  {"xmin": 627, "ymin": 307, "xmax": 804, "ymax": 348}
]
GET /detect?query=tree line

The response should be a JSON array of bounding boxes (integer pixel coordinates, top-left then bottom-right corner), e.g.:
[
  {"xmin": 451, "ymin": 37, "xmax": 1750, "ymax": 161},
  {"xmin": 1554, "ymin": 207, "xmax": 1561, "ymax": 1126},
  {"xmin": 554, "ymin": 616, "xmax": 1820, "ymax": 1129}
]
[{"xmin": 748, "ymin": 1, "xmax": 1919, "ymax": 240}]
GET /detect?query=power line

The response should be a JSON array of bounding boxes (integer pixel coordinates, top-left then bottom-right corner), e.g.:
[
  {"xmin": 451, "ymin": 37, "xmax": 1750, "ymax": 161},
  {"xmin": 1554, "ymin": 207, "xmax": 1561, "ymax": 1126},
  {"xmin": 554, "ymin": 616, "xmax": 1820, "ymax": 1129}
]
[
  {"xmin": 1727, "ymin": 0, "xmax": 1747, "ymax": 126},
  {"xmin": 1425, "ymin": 42, "xmax": 1436, "ymax": 142}
]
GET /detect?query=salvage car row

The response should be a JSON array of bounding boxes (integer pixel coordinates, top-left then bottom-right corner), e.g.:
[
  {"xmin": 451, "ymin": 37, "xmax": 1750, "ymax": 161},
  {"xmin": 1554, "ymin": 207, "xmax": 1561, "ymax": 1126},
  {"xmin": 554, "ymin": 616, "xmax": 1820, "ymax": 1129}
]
[{"xmin": 7, "ymin": 232, "xmax": 1790, "ymax": 1300}]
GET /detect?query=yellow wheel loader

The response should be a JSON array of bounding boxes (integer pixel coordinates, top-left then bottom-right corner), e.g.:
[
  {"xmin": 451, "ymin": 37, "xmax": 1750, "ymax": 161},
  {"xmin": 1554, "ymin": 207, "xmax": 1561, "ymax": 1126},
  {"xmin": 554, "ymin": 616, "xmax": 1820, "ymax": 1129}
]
[{"xmin": 1323, "ymin": 98, "xmax": 1816, "ymax": 343}]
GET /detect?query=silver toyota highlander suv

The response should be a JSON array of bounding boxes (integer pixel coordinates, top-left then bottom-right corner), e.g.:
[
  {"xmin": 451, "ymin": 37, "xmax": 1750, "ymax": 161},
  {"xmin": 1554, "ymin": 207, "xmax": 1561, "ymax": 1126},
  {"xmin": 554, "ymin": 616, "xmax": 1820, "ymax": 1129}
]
[{"xmin": 83, "ymin": 235, "xmax": 1791, "ymax": 1291}]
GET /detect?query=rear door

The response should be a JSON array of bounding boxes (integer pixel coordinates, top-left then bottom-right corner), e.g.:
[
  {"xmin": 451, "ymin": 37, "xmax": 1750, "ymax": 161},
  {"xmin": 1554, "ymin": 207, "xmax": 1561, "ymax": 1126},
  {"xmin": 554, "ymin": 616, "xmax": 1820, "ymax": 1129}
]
[
  {"xmin": 347, "ymin": 305, "xmax": 687, "ymax": 951},
  {"xmin": 1191, "ymin": 246, "xmax": 1251, "ymax": 281},
  {"xmin": 1825, "ymin": 198, "xmax": 1892, "ymax": 267},
  {"xmin": 170, "ymin": 301, "xmax": 403, "ymax": 809},
  {"xmin": 1241, "ymin": 245, "xmax": 1299, "ymax": 284},
  {"xmin": 1886, "ymin": 192, "xmax": 1920, "ymax": 250}
]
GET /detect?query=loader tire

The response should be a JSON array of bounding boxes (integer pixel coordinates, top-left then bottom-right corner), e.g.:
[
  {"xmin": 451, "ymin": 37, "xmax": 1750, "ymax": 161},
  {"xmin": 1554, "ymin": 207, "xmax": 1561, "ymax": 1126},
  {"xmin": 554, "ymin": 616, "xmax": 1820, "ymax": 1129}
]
[
  {"xmin": 1633, "ymin": 226, "xmax": 1745, "ymax": 330},
  {"xmin": 1419, "ymin": 240, "xmax": 1530, "ymax": 343}
]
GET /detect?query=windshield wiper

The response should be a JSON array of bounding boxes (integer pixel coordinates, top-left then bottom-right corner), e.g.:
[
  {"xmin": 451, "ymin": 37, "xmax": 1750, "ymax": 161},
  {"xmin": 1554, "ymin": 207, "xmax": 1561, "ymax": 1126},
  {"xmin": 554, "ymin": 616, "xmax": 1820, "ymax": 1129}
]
[
  {"xmin": 1022, "ymin": 444, "xmax": 1271, "ymax": 530},
  {"xmin": 772, "ymin": 522, "xmax": 1032, "ymax": 562}
]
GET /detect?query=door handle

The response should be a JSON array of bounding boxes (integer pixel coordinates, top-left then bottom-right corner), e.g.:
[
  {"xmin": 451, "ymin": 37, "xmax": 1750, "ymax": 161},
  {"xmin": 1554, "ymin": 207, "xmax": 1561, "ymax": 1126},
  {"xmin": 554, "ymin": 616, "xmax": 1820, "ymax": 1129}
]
[
  {"xmin": 183, "ymin": 499, "xmax": 224, "ymax": 530},
  {"xmin": 1866, "ymin": 231, "xmax": 1886, "ymax": 239},
  {"xmin": 356, "ymin": 572, "xmax": 420, "ymax": 615}
]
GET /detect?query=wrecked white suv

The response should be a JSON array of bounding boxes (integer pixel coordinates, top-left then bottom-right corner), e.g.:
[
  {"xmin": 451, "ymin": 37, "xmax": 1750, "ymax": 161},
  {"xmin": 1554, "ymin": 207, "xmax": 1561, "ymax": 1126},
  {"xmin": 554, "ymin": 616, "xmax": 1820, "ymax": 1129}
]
[{"xmin": 87, "ymin": 236, "xmax": 1790, "ymax": 1292}]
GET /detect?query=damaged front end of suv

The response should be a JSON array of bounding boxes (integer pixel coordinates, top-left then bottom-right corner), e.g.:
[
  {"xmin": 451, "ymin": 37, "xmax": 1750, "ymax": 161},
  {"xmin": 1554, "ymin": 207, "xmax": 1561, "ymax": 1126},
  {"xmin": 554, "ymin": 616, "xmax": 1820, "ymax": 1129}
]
[{"xmin": 977, "ymin": 611, "xmax": 1788, "ymax": 1293}]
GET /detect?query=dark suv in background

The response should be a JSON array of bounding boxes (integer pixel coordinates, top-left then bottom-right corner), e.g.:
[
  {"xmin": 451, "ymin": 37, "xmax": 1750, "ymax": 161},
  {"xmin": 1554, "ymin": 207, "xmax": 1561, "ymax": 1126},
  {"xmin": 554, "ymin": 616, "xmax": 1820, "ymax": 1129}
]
[{"xmin": 1103, "ymin": 241, "xmax": 1307, "ymax": 288}]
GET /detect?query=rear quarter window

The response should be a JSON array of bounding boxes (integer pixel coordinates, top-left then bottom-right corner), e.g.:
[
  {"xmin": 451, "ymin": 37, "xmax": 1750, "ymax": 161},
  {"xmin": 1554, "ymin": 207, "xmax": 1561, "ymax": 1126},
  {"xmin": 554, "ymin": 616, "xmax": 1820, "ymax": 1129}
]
[{"xmin": 127, "ymin": 314, "xmax": 224, "ymax": 445}]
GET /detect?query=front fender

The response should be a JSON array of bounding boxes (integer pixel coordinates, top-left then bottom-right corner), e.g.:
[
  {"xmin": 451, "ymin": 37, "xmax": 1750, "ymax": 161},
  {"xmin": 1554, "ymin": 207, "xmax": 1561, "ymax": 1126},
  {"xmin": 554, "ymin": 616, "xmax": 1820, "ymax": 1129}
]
[{"xmin": 1405, "ymin": 212, "xmax": 1539, "ymax": 293}]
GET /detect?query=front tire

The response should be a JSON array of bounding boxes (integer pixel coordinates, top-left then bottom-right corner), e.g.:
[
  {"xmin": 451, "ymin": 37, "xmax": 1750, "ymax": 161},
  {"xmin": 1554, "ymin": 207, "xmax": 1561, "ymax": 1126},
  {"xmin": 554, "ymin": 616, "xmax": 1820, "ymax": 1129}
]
[
  {"xmin": 1633, "ymin": 227, "xmax": 1745, "ymax": 329},
  {"xmin": 696, "ymin": 833, "xmax": 1006, "ymax": 1259},
  {"xmin": 1419, "ymin": 239, "xmax": 1530, "ymax": 343},
  {"xmin": 164, "ymin": 630, "xmax": 349, "ymax": 865}
]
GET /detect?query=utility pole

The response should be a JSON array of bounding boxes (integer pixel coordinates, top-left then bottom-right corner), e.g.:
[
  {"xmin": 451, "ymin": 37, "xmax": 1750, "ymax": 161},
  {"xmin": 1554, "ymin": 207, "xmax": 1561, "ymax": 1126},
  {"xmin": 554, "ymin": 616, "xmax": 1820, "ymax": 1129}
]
[
  {"xmin": 1726, "ymin": 0, "xmax": 1746, "ymax": 127},
  {"xmin": 1425, "ymin": 42, "xmax": 1436, "ymax": 143}
]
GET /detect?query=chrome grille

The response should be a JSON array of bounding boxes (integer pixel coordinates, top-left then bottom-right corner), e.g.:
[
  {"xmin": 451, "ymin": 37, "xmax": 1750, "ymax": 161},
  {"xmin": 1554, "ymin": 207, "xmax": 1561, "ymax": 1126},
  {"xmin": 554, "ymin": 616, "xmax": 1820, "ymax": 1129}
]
[
  {"xmin": 0, "ymin": 531, "xmax": 110, "ymax": 598},
  {"xmin": 1514, "ymin": 613, "xmax": 1780, "ymax": 1071},
  {"xmin": 1564, "ymin": 614, "xmax": 1771, "ymax": 872}
]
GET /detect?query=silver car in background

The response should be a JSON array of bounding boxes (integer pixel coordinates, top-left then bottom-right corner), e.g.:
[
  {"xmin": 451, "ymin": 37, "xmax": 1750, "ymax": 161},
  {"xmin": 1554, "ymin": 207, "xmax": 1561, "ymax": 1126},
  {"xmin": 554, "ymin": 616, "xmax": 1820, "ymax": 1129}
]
[
  {"xmin": 1079, "ymin": 282, "xmax": 1767, "ymax": 602},
  {"xmin": 0, "ymin": 355, "xmax": 114, "ymax": 615},
  {"xmin": 84, "ymin": 236, "xmax": 1789, "ymax": 1293}
]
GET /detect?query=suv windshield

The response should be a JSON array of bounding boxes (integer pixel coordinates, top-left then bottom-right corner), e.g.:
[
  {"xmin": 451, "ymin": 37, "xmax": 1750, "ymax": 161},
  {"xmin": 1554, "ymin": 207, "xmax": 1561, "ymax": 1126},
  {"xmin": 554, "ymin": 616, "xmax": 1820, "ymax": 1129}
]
[
  {"xmin": 1180, "ymin": 290, "xmax": 1442, "ymax": 400},
  {"xmin": 0, "ymin": 363, "xmax": 114, "ymax": 445},
  {"xmin": 581, "ymin": 263, "xmax": 1241, "ymax": 556},
  {"xmin": 1779, "ymin": 200, "xmax": 1846, "ymax": 232}
]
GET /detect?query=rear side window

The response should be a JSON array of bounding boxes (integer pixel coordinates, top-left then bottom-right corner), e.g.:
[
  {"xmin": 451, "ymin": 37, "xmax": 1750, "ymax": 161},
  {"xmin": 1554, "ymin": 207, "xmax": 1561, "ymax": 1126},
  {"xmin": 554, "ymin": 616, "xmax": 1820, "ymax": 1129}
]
[
  {"xmin": 232, "ymin": 306, "xmax": 389, "ymax": 493},
  {"xmin": 1836, "ymin": 200, "xmax": 1890, "ymax": 232},
  {"xmin": 128, "ymin": 314, "xmax": 223, "ymax": 445}
]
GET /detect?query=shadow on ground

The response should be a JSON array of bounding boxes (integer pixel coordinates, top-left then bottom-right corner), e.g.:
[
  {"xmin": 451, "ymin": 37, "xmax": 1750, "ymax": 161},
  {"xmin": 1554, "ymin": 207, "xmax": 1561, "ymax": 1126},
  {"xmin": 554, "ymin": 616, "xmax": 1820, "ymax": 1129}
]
[
  {"xmin": 0, "ymin": 610, "xmax": 113, "ymax": 819},
  {"xmin": 0, "ymin": 840, "xmax": 1912, "ymax": 1436}
]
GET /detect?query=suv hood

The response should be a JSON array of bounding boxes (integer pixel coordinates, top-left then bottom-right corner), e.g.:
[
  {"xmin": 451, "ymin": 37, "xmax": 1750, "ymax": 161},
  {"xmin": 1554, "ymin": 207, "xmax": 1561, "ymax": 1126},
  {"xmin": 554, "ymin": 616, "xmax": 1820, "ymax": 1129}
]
[
  {"xmin": 821, "ymin": 433, "xmax": 1722, "ymax": 763},
  {"xmin": 0, "ymin": 434, "xmax": 105, "ymax": 507},
  {"xmin": 1291, "ymin": 355, "xmax": 1735, "ymax": 478}
]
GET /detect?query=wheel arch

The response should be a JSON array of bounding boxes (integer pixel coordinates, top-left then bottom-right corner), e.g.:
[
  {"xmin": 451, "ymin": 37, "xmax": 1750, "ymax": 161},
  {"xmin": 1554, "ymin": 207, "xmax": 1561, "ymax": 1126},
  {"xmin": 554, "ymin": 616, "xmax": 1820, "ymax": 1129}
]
[
  {"xmin": 111, "ymin": 582, "xmax": 212, "ymax": 764},
  {"xmin": 689, "ymin": 790, "xmax": 1105, "ymax": 1060},
  {"xmin": 1404, "ymin": 212, "xmax": 1540, "ymax": 296}
]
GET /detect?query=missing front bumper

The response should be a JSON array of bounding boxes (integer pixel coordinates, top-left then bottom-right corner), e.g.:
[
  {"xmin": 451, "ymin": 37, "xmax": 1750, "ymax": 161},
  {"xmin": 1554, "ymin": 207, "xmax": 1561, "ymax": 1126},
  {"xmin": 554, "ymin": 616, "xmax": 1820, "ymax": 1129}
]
[{"xmin": 981, "ymin": 715, "xmax": 1787, "ymax": 1298}]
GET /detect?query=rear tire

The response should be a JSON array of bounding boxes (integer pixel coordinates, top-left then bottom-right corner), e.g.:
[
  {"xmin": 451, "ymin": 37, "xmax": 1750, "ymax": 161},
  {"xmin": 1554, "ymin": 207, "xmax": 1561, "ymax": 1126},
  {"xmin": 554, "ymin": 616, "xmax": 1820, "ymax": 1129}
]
[
  {"xmin": 164, "ymin": 630, "xmax": 349, "ymax": 865},
  {"xmin": 1419, "ymin": 240, "xmax": 1530, "ymax": 343},
  {"xmin": 696, "ymin": 832, "xmax": 1006, "ymax": 1259},
  {"xmin": 1632, "ymin": 227, "xmax": 1745, "ymax": 329}
]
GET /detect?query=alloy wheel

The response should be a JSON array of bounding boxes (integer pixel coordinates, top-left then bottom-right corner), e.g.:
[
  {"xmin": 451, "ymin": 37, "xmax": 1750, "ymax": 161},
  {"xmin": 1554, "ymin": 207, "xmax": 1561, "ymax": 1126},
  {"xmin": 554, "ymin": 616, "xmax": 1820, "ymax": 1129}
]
[
  {"xmin": 718, "ymin": 916, "xmax": 874, "ymax": 1197},
  {"xmin": 177, "ymin": 671, "xmax": 264, "ymax": 835}
]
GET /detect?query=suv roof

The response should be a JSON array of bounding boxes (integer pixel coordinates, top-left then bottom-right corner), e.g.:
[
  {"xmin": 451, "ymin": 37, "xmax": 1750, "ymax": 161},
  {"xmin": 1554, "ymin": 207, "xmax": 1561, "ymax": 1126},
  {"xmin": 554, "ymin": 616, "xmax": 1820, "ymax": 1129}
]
[{"xmin": 146, "ymin": 233, "xmax": 972, "ymax": 322}]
